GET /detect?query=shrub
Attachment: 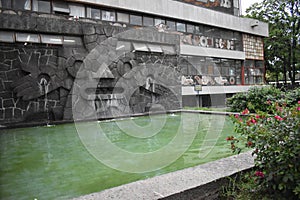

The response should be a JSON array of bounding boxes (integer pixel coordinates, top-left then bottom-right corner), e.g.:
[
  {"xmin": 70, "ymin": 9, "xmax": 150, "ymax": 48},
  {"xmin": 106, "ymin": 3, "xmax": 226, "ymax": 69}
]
[
  {"xmin": 229, "ymin": 100, "xmax": 300, "ymax": 198},
  {"xmin": 226, "ymin": 86, "xmax": 300, "ymax": 113}
]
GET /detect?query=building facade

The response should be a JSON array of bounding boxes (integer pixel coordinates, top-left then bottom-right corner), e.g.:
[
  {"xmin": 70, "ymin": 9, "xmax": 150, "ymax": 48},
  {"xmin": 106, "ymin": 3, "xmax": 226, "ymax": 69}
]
[{"xmin": 0, "ymin": 0, "xmax": 268, "ymax": 123}]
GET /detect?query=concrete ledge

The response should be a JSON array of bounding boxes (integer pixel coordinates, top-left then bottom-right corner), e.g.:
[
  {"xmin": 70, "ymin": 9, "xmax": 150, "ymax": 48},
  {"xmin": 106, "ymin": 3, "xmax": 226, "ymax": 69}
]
[{"xmin": 72, "ymin": 151, "xmax": 254, "ymax": 200}]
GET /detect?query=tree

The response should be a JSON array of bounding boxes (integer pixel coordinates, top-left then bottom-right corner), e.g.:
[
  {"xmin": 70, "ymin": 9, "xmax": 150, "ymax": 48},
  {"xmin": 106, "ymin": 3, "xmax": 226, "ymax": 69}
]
[{"xmin": 245, "ymin": 0, "xmax": 300, "ymax": 87}]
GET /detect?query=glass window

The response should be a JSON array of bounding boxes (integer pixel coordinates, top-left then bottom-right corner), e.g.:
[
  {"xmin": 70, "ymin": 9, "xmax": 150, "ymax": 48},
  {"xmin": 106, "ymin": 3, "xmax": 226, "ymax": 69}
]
[
  {"xmin": 0, "ymin": 0, "xmax": 12, "ymax": 9},
  {"xmin": 117, "ymin": 12, "xmax": 129, "ymax": 23},
  {"xmin": 32, "ymin": 0, "xmax": 51, "ymax": 13},
  {"xmin": 147, "ymin": 44, "xmax": 163, "ymax": 53},
  {"xmin": 130, "ymin": 15, "xmax": 142, "ymax": 26},
  {"xmin": 53, "ymin": 1, "xmax": 69, "ymax": 14},
  {"xmin": 41, "ymin": 34, "xmax": 63, "ymax": 44},
  {"xmin": 13, "ymin": 0, "xmax": 31, "ymax": 10},
  {"xmin": 166, "ymin": 20, "xmax": 176, "ymax": 31},
  {"xmin": 154, "ymin": 18, "xmax": 165, "ymax": 26},
  {"xmin": 69, "ymin": 3, "xmax": 85, "ymax": 17},
  {"xmin": 0, "ymin": 31, "xmax": 14, "ymax": 43},
  {"xmin": 102, "ymin": 10, "xmax": 116, "ymax": 21},
  {"xmin": 143, "ymin": 16, "xmax": 154, "ymax": 26},
  {"xmin": 186, "ymin": 24, "xmax": 195, "ymax": 33},
  {"xmin": 132, "ymin": 42, "xmax": 149, "ymax": 52},
  {"xmin": 87, "ymin": 7, "xmax": 100, "ymax": 19},
  {"xmin": 176, "ymin": 22, "xmax": 186, "ymax": 32},
  {"xmin": 16, "ymin": 33, "xmax": 40, "ymax": 43}
]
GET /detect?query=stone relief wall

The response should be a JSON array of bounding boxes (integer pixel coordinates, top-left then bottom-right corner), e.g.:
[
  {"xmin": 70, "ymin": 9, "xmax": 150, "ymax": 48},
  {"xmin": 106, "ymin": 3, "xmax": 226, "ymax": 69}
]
[{"xmin": 0, "ymin": 12, "xmax": 181, "ymax": 123}]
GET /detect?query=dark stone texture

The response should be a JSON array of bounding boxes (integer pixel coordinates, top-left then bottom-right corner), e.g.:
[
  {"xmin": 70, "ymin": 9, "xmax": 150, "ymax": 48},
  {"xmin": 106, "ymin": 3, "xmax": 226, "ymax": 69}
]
[
  {"xmin": 14, "ymin": 108, "xmax": 23, "ymax": 119},
  {"xmin": 0, "ymin": 91, "xmax": 13, "ymax": 99},
  {"xmin": 5, "ymin": 49, "xmax": 19, "ymax": 60},
  {"xmin": 3, "ymin": 98, "xmax": 14, "ymax": 108},
  {"xmin": 6, "ymin": 69, "xmax": 23, "ymax": 82},
  {"xmin": 84, "ymin": 34, "xmax": 98, "ymax": 44},
  {"xmin": 82, "ymin": 24, "xmax": 96, "ymax": 35},
  {"xmin": 5, "ymin": 108, "xmax": 13, "ymax": 119},
  {"xmin": 4, "ymin": 80, "xmax": 13, "ymax": 90},
  {"xmin": 16, "ymin": 99, "xmax": 29, "ymax": 110},
  {"xmin": 0, "ymin": 109, "xmax": 3, "ymax": 119},
  {"xmin": 0, "ymin": 63, "xmax": 11, "ymax": 71}
]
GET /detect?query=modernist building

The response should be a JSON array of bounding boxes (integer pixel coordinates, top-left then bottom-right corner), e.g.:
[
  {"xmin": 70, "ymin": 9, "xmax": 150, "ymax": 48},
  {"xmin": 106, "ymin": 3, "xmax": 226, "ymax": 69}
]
[{"xmin": 0, "ymin": 0, "xmax": 268, "ymax": 122}]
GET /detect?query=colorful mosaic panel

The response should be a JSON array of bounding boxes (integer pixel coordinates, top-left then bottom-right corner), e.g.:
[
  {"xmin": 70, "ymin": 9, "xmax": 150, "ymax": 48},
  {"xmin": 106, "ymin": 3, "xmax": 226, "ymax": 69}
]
[{"xmin": 243, "ymin": 34, "xmax": 264, "ymax": 60}]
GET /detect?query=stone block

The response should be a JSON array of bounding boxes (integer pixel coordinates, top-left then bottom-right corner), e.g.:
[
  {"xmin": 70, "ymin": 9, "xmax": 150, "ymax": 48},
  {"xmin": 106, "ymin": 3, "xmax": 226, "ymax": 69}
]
[
  {"xmin": 0, "ymin": 63, "xmax": 11, "ymax": 71},
  {"xmin": 0, "ymin": 109, "xmax": 3, "ymax": 119},
  {"xmin": 84, "ymin": 34, "xmax": 97, "ymax": 44},
  {"xmin": 4, "ymin": 81, "xmax": 13, "ymax": 90},
  {"xmin": 96, "ymin": 35, "xmax": 107, "ymax": 44},
  {"xmin": 5, "ymin": 108, "xmax": 13, "ymax": 119},
  {"xmin": 39, "ymin": 55, "xmax": 48, "ymax": 66},
  {"xmin": 5, "ymin": 50, "xmax": 19, "ymax": 60},
  {"xmin": 85, "ymin": 43, "xmax": 97, "ymax": 52},
  {"xmin": 13, "ymin": 108, "xmax": 23, "ymax": 119},
  {"xmin": 104, "ymin": 26, "xmax": 114, "ymax": 37},
  {"xmin": 0, "ymin": 91, "xmax": 13, "ymax": 99},
  {"xmin": 83, "ymin": 24, "xmax": 96, "ymax": 35},
  {"xmin": 95, "ymin": 26, "xmax": 105, "ymax": 35},
  {"xmin": 63, "ymin": 77, "xmax": 74, "ymax": 90},
  {"xmin": 0, "ymin": 72, "xmax": 7, "ymax": 81},
  {"xmin": 16, "ymin": 99, "xmax": 29, "ymax": 110},
  {"xmin": 48, "ymin": 56, "xmax": 58, "ymax": 65}
]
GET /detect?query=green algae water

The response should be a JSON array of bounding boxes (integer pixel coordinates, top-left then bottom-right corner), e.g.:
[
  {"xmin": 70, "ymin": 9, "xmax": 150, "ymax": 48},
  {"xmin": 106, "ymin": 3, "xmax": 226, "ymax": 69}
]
[{"xmin": 0, "ymin": 113, "xmax": 237, "ymax": 200}]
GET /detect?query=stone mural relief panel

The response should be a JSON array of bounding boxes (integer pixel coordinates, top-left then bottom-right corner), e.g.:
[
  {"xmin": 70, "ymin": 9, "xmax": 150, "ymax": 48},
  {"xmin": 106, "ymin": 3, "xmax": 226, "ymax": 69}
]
[{"xmin": 173, "ymin": 0, "xmax": 235, "ymax": 15}]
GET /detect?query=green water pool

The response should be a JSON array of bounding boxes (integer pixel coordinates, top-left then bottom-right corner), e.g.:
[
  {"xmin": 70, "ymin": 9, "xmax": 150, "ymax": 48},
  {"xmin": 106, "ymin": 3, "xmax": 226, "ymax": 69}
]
[{"xmin": 0, "ymin": 113, "xmax": 238, "ymax": 200}]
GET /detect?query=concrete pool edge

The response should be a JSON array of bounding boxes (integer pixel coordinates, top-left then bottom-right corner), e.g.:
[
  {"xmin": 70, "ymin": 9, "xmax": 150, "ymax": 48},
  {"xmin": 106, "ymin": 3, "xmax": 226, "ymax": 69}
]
[
  {"xmin": 0, "ymin": 109, "xmax": 239, "ymax": 130},
  {"xmin": 72, "ymin": 151, "xmax": 254, "ymax": 200}
]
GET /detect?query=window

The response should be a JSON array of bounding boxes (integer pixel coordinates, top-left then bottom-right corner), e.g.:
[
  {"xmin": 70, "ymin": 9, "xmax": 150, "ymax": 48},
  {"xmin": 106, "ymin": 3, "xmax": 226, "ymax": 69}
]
[
  {"xmin": 69, "ymin": 3, "xmax": 85, "ymax": 18},
  {"xmin": 32, "ymin": 0, "xmax": 51, "ymax": 13},
  {"xmin": 176, "ymin": 22, "xmax": 186, "ymax": 32},
  {"xmin": 186, "ymin": 24, "xmax": 195, "ymax": 33},
  {"xmin": 132, "ymin": 42, "xmax": 149, "ymax": 52},
  {"xmin": 102, "ymin": 10, "xmax": 115, "ymax": 21},
  {"xmin": 53, "ymin": 1, "xmax": 69, "ymax": 14},
  {"xmin": 166, "ymin": 20, "xmax": 176, "ymax": 31},
  {"xmin": 0, "ymin": 31, "xmax": 14, "ymax": 43},
  {"xmin": 130, "ymin": 15, "xmax": 142, "ymax": 26},
  {"xmin": 143, "ymin": 16, "xmax": 154, "ymax": 26},
  {"xmin": 41, "ymin": 34, "xmax": 63, "ymax": 44},
  {"xmin": 154, "ymin": 18, "xmax": 165, "ymax": 26},
  {"xmin": 117, "ymin": 12, "xmax": 129, "ymax": 23},
  {"xmin": 87, "ymin": 7, "xmax": 101, "ymax": 19},
  {"xmin": 16, "ymin": 33, "xmax": 40, "ymax": 43},
  {"xmin": 147, "ymin": 44, "xmax": 163, "ymax": 53},
  {"xmin": 13, "ymin": 0, "xmax": 31, "ymax": 10}
]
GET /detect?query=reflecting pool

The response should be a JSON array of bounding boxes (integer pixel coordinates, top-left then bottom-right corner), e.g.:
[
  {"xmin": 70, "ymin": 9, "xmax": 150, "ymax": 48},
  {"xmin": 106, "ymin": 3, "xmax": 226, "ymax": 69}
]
[{"xmin": 0, "ymin": 113, "xmax": 237, "ymax": 199}]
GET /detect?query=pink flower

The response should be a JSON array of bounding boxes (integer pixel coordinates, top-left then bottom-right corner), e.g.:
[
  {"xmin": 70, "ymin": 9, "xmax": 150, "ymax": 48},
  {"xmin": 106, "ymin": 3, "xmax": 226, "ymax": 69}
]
[
  {"xmin": 255, "ymin": 171, "xmax": 264, "ymax": 178},
  {"xmin": 235, "ymin": 114, "xmax": 239, "ymax": 118},
  {"xmin": 251, "ymin": 118, "xmax": 257, "ymax": 124},
  {"xmin": 275, "ymin": 115, "xmax": 283, "ymax": 121},
  {"xmin": 255, "ymin": 115, "xmax": 260, "ymax": 119},
  {"xmin": 297, "ymin": 107, "xmax": 300, "ymax": 111},
  {"xmin": 242, "ymin": 108, "xmax": 250, "ymax": 115},
  {"xmin": 266, "ymin": 100, "xmax": 271, "ymax": 105},
  {"xmin": 298, "ymin": 101, "xmax": 300, "ymax": 104}
]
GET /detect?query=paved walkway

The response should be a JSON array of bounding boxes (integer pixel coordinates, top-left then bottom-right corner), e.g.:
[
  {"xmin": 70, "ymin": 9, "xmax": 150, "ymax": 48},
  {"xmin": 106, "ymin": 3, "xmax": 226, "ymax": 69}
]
[{"xmin": 72, "ymin": 151, "xmax": 254, "ymax": 200}]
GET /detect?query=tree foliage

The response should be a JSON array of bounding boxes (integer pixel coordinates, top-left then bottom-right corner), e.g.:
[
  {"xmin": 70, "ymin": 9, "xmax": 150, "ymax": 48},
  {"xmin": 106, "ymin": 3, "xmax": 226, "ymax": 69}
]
[{"xmin": 245, "ymin": 0, "xmax": 300, "ymax": 86}]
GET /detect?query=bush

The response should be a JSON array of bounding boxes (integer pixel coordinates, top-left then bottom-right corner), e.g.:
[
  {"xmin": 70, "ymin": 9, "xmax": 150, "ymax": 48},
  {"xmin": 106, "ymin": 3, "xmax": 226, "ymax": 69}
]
[
  {"xmin": 226, "ymin": 86, "xmax": 300, "ymax": 113},
  {"xmin": 228, "ymin": 100, "xmax": 300, "ymax": 198}
]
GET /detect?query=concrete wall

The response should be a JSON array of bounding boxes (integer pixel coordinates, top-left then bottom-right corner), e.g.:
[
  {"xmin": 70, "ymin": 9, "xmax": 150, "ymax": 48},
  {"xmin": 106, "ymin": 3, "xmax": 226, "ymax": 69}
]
[{"xmin": 73, "ymin": 0, "xmax": 269, "ymax": 37}]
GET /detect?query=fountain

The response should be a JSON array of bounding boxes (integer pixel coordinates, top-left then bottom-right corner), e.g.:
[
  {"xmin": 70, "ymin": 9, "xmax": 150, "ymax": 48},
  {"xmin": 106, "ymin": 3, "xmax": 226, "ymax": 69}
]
[{"xmin": 38, "ymin": 76, "xmax": 51, "ymax": 126}]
